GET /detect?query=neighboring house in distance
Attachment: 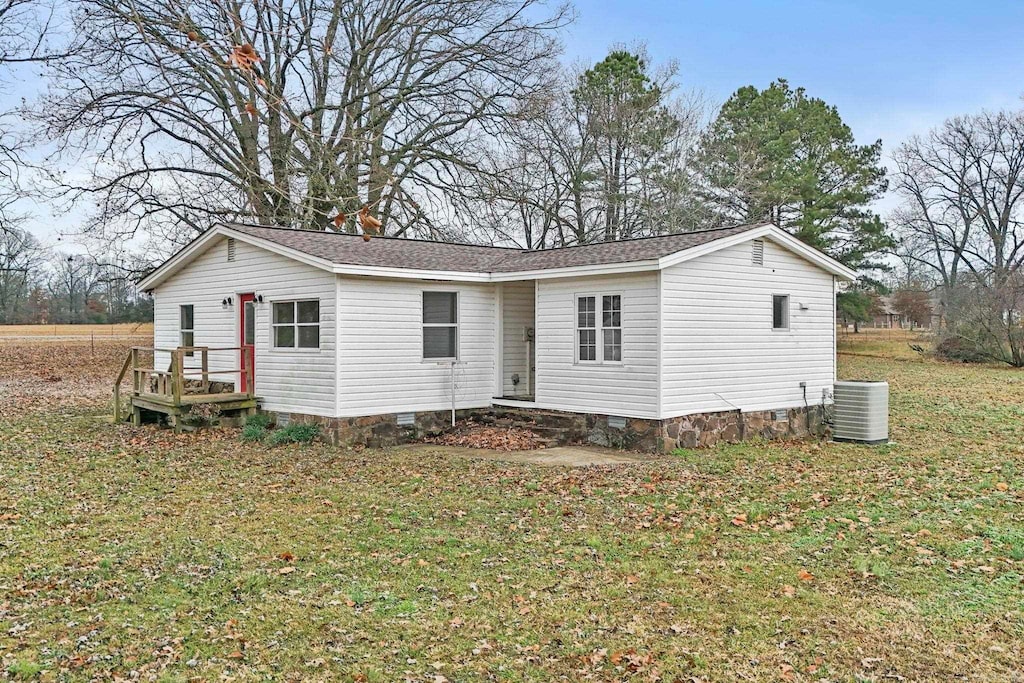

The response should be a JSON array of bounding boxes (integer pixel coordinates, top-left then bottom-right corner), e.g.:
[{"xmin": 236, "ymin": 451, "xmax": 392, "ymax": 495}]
[
  {"xmin": 872, "ymin": 296, "xmax": 902, "ymax": 329},
  {"xmin": 137, "ymin": 221, "xmax": 856, "ymax": 451},
  {"xmin": 867, "ymin": 293, "xmax": 937, "ymax": 330}
]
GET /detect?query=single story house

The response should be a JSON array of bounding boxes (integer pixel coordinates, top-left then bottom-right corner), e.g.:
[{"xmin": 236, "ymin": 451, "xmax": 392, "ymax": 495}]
[{"xmin": 136, "ymin": 221, "xmax": 856, "ymax": 451}]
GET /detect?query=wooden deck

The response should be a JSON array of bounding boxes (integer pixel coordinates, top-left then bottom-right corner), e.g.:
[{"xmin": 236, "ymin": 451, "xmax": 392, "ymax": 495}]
[{"xmin": 114, "ymin": 346, "xmax": 258, "ymax": 429}]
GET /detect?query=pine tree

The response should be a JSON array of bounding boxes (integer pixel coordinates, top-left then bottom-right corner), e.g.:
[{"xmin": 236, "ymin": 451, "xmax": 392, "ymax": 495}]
[{"xmin": 696, "ymin": 79, "xmax": 891, "ymax": 270}]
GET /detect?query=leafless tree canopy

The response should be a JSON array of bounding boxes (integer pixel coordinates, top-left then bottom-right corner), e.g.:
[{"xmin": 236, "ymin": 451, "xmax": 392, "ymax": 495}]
[
  {"xmin": 37, "ymin": 0, "xmax": 571, "ymax": 247},
  {"xmin": 2, "ymin": 0, "xmax": 69, "ymax": 234},
  {"xmin": 891, "ymin": 109, "xmax": 1024, "ymax": 365},
  {"xmin": 459, "ymin": 50, "xmax": 708, "ymax": 249},
  {"xmin": 892, "ymin": 110, "xmax": 1024, "ymax": 285}
]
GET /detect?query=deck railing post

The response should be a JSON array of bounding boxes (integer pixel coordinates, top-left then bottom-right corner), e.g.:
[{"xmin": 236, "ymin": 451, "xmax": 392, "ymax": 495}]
[
  {"xmin": 113, "ymin": 349, "xmax": 132, "ymax": 423},
  {"xmin": 131, "ymin": 348, "xmax": 140, "ymax": 394},
  {"xmin": 201, "ymin": 347, "xmax": 210, "ymax": 392},
  {"xmin": 172, "ymin": 349, "xmax": 183, "ymax": 405},
  {"xmin": 243, "ymin": 348, "xmax": 253, "ymax": 398}
]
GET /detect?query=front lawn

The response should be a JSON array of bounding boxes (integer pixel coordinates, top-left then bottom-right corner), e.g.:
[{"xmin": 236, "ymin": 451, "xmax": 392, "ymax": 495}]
[{"xmin": 0, "ymin": 333, "xmax": 1021, "ymax": 681}]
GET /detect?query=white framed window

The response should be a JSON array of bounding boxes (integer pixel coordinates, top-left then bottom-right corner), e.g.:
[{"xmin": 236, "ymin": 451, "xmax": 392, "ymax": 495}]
[
  {"xmin": 602, "ymin": 294, "xmax": 622, "ymax": 362},
  {"xmin": 577, "ymin": 293, "xmax": 622, "ymax": 363},
  {"xmin": 273, "ymin": 300, "xmax": 320, "ymax": 348},
  {"xmin": 423, "ymin": 291, "xmax": 458, "ymax": 359},
  {"xmin": 772, "ymin": 294, "xmax": 789, "ymax": 330},
  {"xmin": 577, "ymin": 296, "xmax": 597, "ymax": 361},
  {"xmin": 179, "ymin": 304, "xmax": 194, "ymax": 357}
]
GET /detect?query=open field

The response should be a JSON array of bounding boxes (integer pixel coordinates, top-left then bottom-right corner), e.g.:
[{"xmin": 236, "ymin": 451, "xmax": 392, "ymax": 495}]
[
  {"xmin": 0, "ymin": 323, "xmax": 153, "ymax": 342},
  {"xmin": 1, "ymin": 333, "xmax": 1021, "ymax": 681}
]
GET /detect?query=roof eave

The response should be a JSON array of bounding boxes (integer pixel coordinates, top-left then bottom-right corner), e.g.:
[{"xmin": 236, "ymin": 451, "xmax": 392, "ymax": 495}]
[
  {"xmin": 137, "ymin": 227, "xmax": 225, "ymax": 291},
  {"xmin": 657, "ymin": 223, "xmax": 857, "ymax": 281},
  {"xmin": 139, "ymin": 221, "xmax": 857, "ymax": 291},
  {"xmin": 490, "ymin": 259, "xmax": 661, "ymax": 281},
  {"xmin": 137, "ymin": 223, "xmax": 338, "ymax": 291},
  {"xmin": 331, "ymin": 264, "xmax": 492, "ymax": 282}
]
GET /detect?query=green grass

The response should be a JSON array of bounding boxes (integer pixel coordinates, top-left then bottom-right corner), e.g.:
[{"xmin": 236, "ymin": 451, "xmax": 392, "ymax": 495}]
[{"xmin": 0, "ymin": 333, "xmax": 1022, "ymax": 681}]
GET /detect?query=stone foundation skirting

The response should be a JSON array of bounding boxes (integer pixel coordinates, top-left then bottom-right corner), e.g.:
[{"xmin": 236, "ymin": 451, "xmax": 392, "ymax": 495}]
[
  {"xmin": 266, "ymin": 408, "xmax": 487, "ymax": 448},
  {"xmin": 659, "ymin": 405, "xmax": 828, "ymax": 452},
  {"xmin": 265, "ymin": 403, "xmax": 828, "ymax": 452}
]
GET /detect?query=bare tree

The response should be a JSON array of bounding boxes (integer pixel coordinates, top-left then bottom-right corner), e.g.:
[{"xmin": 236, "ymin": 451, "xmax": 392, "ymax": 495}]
[
  {"xmin": 461, "ymin": 79, "xmax": 596, "ymax": 248},
  {"xmin": 892, "ymin": 109, "xmax": 1024, "ymax": 364},
  {"xmin": 1, "ymin": 0, "xmax": 70, "ymax": 234},
  {"xmin": 463, "ymin": 51, "xmax": 706, "ymax": 248},
  {"xmin": 0, "ymin": 224, "xmax": 43, "ymax": 323},
  {"xmin": 35, "ymin": 0, "xmax": 571, "ymax": 248},
  {"xmin": 46, "ymin": 253, "xmax": 106, "ymax": 323}
]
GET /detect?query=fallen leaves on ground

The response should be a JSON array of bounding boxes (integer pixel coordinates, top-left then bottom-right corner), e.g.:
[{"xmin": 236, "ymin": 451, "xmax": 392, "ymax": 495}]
[
  {"xmin": 1, "ymin": 331, "xmax": 1022, "ymax": 681},
  {"xmin": 424, "ymin": 418, "xmax": 545, "ymax": 451}
]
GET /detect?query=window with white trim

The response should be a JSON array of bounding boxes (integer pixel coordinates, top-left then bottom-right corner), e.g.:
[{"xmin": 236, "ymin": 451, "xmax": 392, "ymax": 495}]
[
  {"xmin": 423, "ymin": 291, "xmax": 458, "ymax": 359},
  {"xmin": 577, "ymin": 294, "xmax": 622, "ymax": 363},
  {"xmin": 602, "ymin": 295, "xmax": 622, "ymax": 361},
  {"xmin": 180, "ymin": 305, "xmax": 195, "ymax": 357},
  {"xmin": 577, "ymin": 296, "xmax": 596, "ymax": 361},
  {"xmin": 772, "ymin": 294, "xmax": 789, "ymax": 330},
  {"xmin": 273, "ymin": 300, "xmax": 320, "ymax": 348}
]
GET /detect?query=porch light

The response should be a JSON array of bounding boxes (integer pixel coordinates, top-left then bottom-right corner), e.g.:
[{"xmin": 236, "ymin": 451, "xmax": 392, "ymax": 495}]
[{"xmin": 222, "ymin": 296, "xmax": 234, "ymax": 306}]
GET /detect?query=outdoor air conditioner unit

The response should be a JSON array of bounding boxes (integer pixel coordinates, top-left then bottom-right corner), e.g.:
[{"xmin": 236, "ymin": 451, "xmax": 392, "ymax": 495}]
[{"xmin": 832, "ymin": 381, "xmax": 889, "ymax": 444}]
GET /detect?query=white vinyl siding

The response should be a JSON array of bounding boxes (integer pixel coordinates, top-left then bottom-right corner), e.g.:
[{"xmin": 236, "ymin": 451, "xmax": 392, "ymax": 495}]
[
  {"xmin": 535, "ymin": 273, "xmax": 659, "ymax": 419},
  {"xmin": 336, "ymin": 277, "xmax": 495, "ymax": 417},
  {"xmin": 660, "ymin": 238, "xmax": 835, "ymax": 417},
  {"xmin": 152, "ymin": 236, "xmax": 337, "ymax": 416},
  {"xmin": 152, "ymin": 230, "xmax": 841, "ymax": 425},
  {"xmin": 500, "ymin": 281, "xmax": 535, "ymax": 397}
]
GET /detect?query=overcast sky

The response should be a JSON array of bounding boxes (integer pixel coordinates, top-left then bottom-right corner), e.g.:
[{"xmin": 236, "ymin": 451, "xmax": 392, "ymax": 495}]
[{"xmin": 11, "ymin": 0, "xmax": 1024, "ymax": 245}]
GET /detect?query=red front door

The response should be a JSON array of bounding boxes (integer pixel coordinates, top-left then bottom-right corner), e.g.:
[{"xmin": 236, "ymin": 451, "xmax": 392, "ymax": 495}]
[{"xmin": 239, "ymin": 293, "xmax": 256, "ymax": 393}]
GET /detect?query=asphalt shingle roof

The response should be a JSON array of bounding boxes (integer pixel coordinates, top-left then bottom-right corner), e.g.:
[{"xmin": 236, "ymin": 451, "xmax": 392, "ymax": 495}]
[{"xmin": 224, "ymin": 221, "xmax": 771, "ymax": 274}]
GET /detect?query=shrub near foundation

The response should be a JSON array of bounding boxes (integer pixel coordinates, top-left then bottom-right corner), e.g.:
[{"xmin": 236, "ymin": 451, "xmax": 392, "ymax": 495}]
[
  {"xmin": 266, "ymin": 423, "xmax": 321, "ymax": 446},
  {"xmin": 240, "ymin": 413, "xmax": 271, "ymax": 442}
]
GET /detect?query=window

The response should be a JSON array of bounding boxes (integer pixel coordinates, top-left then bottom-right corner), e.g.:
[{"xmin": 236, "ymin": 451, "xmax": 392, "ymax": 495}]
[
  {"xmin": 243, "ymin": 300, "xmax": 255, "ymax": 345},
  {"xmin": 602, "ymin": 295, "xmax": 622, "ymax": 362},
  {"xmin": 273, "ymin": 300, "xmax": 320, "ymax": 348},
  {"xmin": 577, "ymin": 296, "xmax": 596, "ymax": 361},
  {"xmin": 423, "ymin": 292, "xmax": 458, "ymax": 359},
  {"xmin": 772, "ymin": 294, "xmax": 789, "ymax": 330},
  {"xmin": 179, "ymin": 305, "xmax": 194, "ymax": 357},
  {"xmin": 577, "ymin": 294, "xmax": 622, "ymax": 363}
]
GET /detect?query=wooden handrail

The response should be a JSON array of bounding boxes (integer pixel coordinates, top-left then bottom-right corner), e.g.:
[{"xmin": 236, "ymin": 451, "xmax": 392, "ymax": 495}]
[
  {"xmin": 116, "ymin": 345, "xmax": 257, "ymax": 418},
  {"xmin": 132, "ymin": 367, "xmax": 248, "ymax": 376},
  {"xmin": 129, "ymin": 345, "xmax": 246, "ymax": 353}
]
